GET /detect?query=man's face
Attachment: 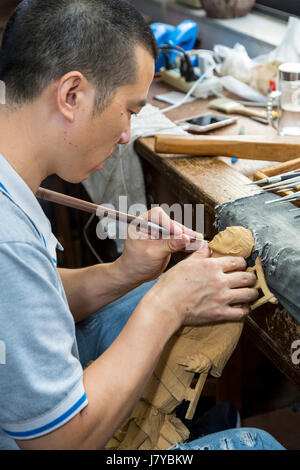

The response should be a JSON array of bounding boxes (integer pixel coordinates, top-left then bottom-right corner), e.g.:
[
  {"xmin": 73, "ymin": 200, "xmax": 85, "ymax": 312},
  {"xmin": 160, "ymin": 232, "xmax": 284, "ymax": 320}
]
[{"xmin": 57, "ymin": 46, "xmax": 155, "ymax": 183}]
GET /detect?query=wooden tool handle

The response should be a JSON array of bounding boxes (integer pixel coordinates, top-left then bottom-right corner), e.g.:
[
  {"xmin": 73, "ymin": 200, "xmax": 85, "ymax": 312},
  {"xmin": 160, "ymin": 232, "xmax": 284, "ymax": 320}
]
[
  {"xmin": 237, "ymin": 106, "xmax": 268, "ymax": 119},
  {"xmin": 36, "ymin": 187, "xmax": 135, "ymax": 224},
  {"xmin": 155, "ymin": 134, "xmax": 300, "ymax": 162}
]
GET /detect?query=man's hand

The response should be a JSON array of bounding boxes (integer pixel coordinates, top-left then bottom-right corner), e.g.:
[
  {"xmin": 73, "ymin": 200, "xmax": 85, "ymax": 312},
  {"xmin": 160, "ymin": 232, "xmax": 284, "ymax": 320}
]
[
  {"xmin": 139, "ymin": 242, "xmax": 259, "ymax": 328},
  {"xmin": 115, "ymin": 206, "xmax": 204, "ymax": 287}
]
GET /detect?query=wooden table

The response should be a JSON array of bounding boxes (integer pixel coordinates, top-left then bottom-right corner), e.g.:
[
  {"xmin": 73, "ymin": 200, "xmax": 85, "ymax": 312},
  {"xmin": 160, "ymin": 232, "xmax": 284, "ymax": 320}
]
[{"xmin": 136, "ymin": 79, "xmax": 300, "ymax": 397}]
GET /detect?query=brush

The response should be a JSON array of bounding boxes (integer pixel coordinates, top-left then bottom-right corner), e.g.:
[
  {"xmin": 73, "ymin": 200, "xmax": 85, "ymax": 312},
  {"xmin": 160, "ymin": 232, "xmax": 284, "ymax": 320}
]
[{"xmin": 208, "ymin": 97, "xmax": 277, "ymax": 120}]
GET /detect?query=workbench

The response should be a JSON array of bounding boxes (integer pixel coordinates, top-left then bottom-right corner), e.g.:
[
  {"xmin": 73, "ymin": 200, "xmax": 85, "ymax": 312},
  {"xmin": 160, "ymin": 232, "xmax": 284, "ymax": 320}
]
[{"xmin": 135, "ymin": 79, "xmax": 300, "ymax": 401}]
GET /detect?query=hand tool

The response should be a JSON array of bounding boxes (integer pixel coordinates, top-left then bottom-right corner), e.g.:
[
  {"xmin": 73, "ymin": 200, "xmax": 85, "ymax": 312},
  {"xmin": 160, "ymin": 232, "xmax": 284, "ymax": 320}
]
[
  {"xmin": 265, "ymin": 190, "xmax": 300, "ymax": 205},
  {"xmin": 258, "ymin": 184, "xmax": 300, "ymax": 194},
  {"xmin": 277, "ymin": 184, "xmax": 300, "ymax": 193},
  {"xmin": 208, "ymin": 97, "xmax": 277, "ymax": 120},
  {"xmin": 154, "ymin": 134, "xmax": 300, "ymax": 162},
  {"xmin": 256, "ymin": 176, "xmax": 300, "ymax": 190},
  {"xmin": 36, "ymin": 187, "xmax": 205, "ymax": 242},
  {"xmin": 250, "ymin": 116, "xmax": 269, "ymax": 125},
  {"xmin": 247, "ymin": 170, "xmax": 300, "ymax": 185},
  {"xmin": 237, "ymin": 100, "xmax": 269, "ymax": 108}
]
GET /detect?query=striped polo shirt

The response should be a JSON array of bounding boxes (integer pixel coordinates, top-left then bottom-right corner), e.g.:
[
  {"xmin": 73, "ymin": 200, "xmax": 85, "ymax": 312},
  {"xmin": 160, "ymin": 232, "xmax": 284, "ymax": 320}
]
[{"xmin": 0, "ymin": 154, "xmax": 88, "ymax": 449}]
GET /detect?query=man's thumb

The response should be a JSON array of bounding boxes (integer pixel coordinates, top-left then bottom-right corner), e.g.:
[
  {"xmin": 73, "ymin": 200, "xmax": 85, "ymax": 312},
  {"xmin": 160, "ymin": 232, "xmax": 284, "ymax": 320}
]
[
  {"xmin": 166, "ymin": 236, "xmax": 188, "ymax": 253},
  {"xmin": 194, "ymin": 241, "xmax": 211, "ymax": 259}
]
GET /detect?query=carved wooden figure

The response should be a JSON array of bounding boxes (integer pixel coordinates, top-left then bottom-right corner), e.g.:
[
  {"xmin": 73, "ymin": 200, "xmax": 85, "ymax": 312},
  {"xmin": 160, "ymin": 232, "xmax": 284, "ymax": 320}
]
[{"xmin": 106, "ymin": 226, "xmax": 278, "ymax": 450}]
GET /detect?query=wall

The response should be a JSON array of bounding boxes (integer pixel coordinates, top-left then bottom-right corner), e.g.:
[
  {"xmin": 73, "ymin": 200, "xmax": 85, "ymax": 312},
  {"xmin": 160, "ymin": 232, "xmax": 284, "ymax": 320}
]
[{"xmin": 128, "ymin": 0, "xmax": 286, "ymax": 58}]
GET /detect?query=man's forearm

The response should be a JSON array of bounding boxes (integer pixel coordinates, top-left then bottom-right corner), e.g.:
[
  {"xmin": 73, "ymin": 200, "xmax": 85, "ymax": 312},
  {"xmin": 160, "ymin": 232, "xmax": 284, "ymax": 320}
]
[
  {"xmin": 58, "ymin": 259, "xmax": 141, "ymax": 323},
  {"xmin": 17, "ymin": 298, "xmax": 180, "ymax": 450}
]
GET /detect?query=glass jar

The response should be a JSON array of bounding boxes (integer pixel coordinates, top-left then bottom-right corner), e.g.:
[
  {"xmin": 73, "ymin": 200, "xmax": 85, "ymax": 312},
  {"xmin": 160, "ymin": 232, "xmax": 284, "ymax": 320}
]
[{"xmin": 268, "ymin": 63, "xmax": 300, "ymax": 136}]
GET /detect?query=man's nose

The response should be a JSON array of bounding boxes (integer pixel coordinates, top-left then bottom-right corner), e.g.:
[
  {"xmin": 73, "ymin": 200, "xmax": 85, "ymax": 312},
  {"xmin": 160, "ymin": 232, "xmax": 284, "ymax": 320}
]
[{"xmin": 118, "ymin": 129, "xmax": 131, "ymax": 145}]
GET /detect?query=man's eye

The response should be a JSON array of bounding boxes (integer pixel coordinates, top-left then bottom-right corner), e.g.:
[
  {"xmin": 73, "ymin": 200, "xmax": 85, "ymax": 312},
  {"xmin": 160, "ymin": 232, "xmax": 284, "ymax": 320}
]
[{"xmin": 129, "ymin": 110, "xmax": 138, "ymax": 117}]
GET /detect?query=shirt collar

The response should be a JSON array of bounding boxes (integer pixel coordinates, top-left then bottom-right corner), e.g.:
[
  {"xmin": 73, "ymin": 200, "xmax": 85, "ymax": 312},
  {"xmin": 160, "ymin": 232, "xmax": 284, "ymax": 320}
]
[{"xmin": 0, "ymin": 154, "xmax": 63, "ymax": 264}]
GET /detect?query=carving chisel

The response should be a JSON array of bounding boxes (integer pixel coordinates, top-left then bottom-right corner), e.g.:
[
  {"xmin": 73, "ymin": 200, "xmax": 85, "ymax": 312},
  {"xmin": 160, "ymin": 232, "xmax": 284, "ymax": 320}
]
[
  {"xmin": 265, "ymin": 190, "xmax": 300, "ymax": 204},
  {"xmin": 36, "ymin": 187, "xmax": 205, "ymax": 242},
  {"xmin": 255, "ymin": 176, "xmax": 300, "ymax": 190},
  {"xmin": 277, "ymin": 184, "xmax": 300, "ymax": 193},
  {"xmin": 247, "ymin": 170, "xmax": 300, "ymax": 185},
  {"xmin": 259, "ymin": 185, "xmax": 300, "ymax": 194},
  {"xmin": 258, "ymin": 180, "xmax": 300, "ymax": 193}
]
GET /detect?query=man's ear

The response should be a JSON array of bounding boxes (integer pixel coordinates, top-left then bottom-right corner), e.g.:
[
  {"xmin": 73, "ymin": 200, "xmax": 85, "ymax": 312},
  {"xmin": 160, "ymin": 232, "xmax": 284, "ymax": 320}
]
[{"xmin": 56, "ymin": 71, "xmax": 88, "ymax": 123}]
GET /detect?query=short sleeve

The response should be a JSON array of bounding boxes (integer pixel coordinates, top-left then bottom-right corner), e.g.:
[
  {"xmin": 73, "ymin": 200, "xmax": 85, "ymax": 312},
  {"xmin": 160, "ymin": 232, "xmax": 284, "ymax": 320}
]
[{"xmin": 0, "ymin": 241, "xmax": 88, "ymax": 441}]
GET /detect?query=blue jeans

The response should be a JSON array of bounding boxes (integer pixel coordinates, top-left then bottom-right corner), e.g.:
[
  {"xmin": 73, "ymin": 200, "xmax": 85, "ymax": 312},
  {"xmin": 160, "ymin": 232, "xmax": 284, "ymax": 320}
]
[
  {"xmin": 75, "ymin": 281, "xmax": 285, "ymax": 451},
  {"xmin": 170, "ymin": 428, "xmax": 285, "ymax": 450}
]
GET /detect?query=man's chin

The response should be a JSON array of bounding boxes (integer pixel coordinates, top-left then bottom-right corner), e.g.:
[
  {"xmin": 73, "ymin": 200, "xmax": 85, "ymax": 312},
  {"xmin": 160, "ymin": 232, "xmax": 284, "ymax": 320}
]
[
  {"xmin": 59, "ymin": 158, "xmax": 110, "ymax": 183},
  {"xmin": 94, "ymin": 153, "xmax": 114, "ymax": 171},
  {"xmin": 61, "ymin": 170, "xmax": 102, "ymax": 184},
  {"xmin": 81, "ymin": 162, "xmax": 105, "ymax": 180},
  {"xmin": 95, "ymin": 162, "xmax": 105, "ymax": 170}
]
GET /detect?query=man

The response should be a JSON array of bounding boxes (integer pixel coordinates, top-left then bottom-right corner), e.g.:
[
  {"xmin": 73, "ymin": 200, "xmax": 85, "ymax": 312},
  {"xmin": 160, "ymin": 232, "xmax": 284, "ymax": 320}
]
[{"xmin": 0, "ymin": 0, "xmax": 283, "ymax": 451}]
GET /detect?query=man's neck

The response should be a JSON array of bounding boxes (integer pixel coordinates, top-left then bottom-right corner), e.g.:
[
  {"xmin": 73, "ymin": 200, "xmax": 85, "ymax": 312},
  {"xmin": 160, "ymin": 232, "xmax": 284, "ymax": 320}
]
[{"xmin": 0, "ymin": 105, "xmax": 51, "ymax": 194}]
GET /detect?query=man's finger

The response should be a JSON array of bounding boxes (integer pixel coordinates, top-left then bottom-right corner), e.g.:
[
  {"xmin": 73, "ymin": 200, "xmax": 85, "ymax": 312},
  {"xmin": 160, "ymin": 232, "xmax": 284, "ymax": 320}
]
[
  {"xmin": 190, "ymin": 241, "xmax": 211, "ymax": 259},
  {"xmin": 165, "ymin": 235, "xmax": 189, "ymax": 253},
  {"xmin": 143, "ymin": 207, "xmax": 203, "ymax": 240},
  {"xmin": 228, "ymin": 287, "xmax": 259, "ymax": 305},
  {"xmin": 217, "ymin": 256, "xmax": 247, "ymax": 273},
  {"xmin": 226, "ymin": 271, "xmax": 257, "ymax": 289},
  {"xmin": 172, "ymin": 220, "xmax": 204, "ymax": 241},
  {"xmin": 220, "ymin": 304, "xmax": 250, "ymax": 321}
]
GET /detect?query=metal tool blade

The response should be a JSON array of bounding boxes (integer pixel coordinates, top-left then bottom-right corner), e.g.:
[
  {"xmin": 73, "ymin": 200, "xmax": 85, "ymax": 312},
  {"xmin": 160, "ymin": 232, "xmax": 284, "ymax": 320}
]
[
  {"xmin": 265, "ymin": 190, "xmax": 300, "ymax": 204},
  {"xmin": 260, "ymin": 176, "xmax": 300, "ymax": 190}
]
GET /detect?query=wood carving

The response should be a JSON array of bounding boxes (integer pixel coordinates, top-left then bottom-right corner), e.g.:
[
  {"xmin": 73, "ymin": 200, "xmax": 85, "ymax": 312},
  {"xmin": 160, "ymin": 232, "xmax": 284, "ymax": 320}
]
[
  {"xmin": 208, "ymin": 226, "xmax": 254, "ymax": 258},
  {"xmin": 106, "ymin": 226, "xmax": 278, "ymax": 450}
]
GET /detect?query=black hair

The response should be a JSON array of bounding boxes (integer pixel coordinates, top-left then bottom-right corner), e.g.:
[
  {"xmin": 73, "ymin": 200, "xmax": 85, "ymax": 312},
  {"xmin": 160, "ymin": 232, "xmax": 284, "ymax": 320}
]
[{"xmin": 0, "ymin": 0, "xmax": 157, "ymax": 110}]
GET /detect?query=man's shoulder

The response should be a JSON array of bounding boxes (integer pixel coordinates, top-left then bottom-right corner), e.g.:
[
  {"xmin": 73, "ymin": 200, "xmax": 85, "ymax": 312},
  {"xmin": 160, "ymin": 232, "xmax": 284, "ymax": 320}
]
[
  {"xmin": 0, "ymin": 192, "xmax": 62, "ymax": 296},
  {"xmin": 0, "ymin": 191, "xmax": 40, "ymax": 245}
]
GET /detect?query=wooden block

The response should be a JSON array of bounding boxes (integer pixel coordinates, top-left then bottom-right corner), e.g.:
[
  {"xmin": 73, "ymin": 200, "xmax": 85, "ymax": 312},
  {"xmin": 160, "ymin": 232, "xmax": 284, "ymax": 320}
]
[{"xmin": 185, "ymin": 372, "xmax": 208, "ymax": 420}]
